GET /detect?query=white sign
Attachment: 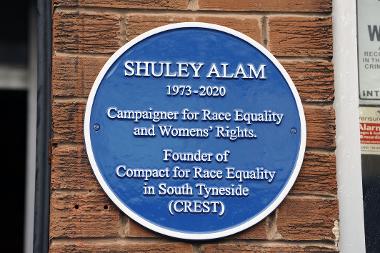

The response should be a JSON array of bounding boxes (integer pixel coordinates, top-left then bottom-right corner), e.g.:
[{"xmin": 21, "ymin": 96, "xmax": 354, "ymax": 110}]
[{"xmin": 358, "ymin": 0, "xmax": 380, "ymax": 103}]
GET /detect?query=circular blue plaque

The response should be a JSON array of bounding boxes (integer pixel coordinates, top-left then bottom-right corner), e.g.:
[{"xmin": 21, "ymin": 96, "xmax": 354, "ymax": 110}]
[{"xmin": 84, "ymin": 22, "xmax": 306, "ymax": 240}]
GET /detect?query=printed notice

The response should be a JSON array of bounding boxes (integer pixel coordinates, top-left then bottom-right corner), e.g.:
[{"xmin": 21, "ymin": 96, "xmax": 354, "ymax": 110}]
[
  {"xmin": 360, "ymin": 107, "xmax": 380, "ymax": 154},
  {"xmin": 358, "ymin": 0, "xmax": 380, "ymax": 102}
]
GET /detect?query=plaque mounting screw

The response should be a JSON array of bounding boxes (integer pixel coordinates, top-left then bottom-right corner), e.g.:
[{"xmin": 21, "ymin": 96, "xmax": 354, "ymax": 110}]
[
  {"xmin": 290, "ymin": 127, "xmax": 297, "ymax": 134},
  {"xmin": 93, "ymin": 123, "xmax": 100, "ymax": 131}
]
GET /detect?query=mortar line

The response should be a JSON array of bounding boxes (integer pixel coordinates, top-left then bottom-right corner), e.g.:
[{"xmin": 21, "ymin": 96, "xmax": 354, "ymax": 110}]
[
  {"xmin": 55, "ymin": 6, "xmax": 332, "ymax": 17},
  {"xmin": 49, "ymin": 237, "xmax": 338, "ymax": 248}
]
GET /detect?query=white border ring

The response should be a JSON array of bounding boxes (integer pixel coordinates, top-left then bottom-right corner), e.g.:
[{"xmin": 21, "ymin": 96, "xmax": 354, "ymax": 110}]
[{"xmin": 84, "ymin": 22, "xmax": 307, "ymax": 240}]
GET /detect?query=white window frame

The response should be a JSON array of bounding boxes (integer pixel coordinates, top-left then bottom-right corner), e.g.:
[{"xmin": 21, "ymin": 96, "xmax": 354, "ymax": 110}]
[
  {"xmin": 23, "ymin": 7, "xmax": 37, "ymax": 253},
  {"xmin": 333, "ymin": 0, "xmax": 366, "ymax": 252}
]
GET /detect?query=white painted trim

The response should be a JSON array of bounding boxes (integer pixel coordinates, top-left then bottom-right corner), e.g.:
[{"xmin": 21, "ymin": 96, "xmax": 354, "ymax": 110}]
[
  {"xmin": 333, "ymin": 0, "xmax": 366, "ymax": 252},
  {"xmin": 24, "ymin": 9, "xmax": 37, "ymax": 253},
  {"xmin": 84, "ymin": 22, "xmax": 306, "ymax": 240}
]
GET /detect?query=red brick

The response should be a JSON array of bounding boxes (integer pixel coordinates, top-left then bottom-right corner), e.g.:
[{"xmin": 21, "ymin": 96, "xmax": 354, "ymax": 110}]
[
  {"xmin": 52, "ymin": 55, "xmax": 107, "ymax": 98},
  {"xmin": 268, "ymin": 17, "xmax": 332, "ymax": 57},
  {"xmin": 276, "ymin": 197, "xmax": 339, "ymax": 241},
  {"xmin": 127, "ymin": 220, "xmax": 160, "ymax": 238},
  {"xmin": 50, "ymin": 191, "xmax": 120, "ymax": 238},
  {"xmin": 281, "ymin": 60, "xmax": 334, "ymax": 103},
  {"xmin": 234, "ymin": 216, "xmax": 269, "ymax": 240},
  {"xmin": 293, "ymin": 151, "xmax": 336, "ymax": 195},
  {"xmin": 198, "ymin": 0, "xmax": 332, "ymax": 13},
  {"xmin": 51, "ymin": 100, "xmax": 86, "ymax": 144},
  {"xmin": 49, "ymin": 0, "xmax": 338, "ymax": 249},
  {"xmin": 125, "ymin": 14, "xmax": 262, "ymax": 43},
  {"xmin": 305, "ymin": 105, "xmax": 335, "ymax": 150},
  {"xmin": 50, "ymin": 240, "xmax": 194, "ymax": 253},
  {"xmin": 53, "ymin": 0, "xmax": 189, "ymax": 10},
  {"xmin": 201, "ymin": 243, "xmax": 337, "ymax": 253},
  {"xmin": 53, "ymin": 11, "xmax": 121, "ymax": 54},
  {"xmin": 51, "ymin": 145, "xmax": 100, "ymax": 190}
]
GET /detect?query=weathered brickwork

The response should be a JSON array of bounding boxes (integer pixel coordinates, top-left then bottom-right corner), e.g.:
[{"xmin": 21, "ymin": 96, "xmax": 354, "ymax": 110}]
[{"xmin": 50, "ymin": 0, "xmax": 337, "ymax": 252}]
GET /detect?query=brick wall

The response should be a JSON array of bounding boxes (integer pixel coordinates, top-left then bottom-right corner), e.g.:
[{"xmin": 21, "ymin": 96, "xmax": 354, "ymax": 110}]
[{"xmin": 50, "ymin": 0, "xmax": 337, "ymax": 252}]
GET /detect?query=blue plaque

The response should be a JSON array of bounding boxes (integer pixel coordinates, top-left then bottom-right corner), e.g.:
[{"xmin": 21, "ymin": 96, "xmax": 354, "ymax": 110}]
[{"xmin": 84, "ymin": 22, "xmax": 306, "ymax": 240}]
